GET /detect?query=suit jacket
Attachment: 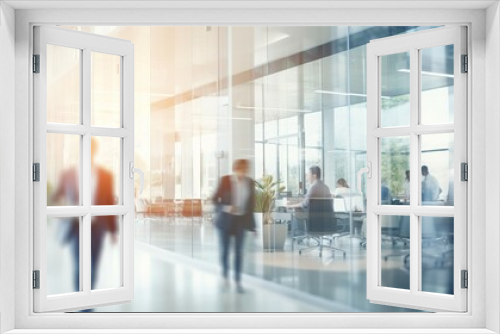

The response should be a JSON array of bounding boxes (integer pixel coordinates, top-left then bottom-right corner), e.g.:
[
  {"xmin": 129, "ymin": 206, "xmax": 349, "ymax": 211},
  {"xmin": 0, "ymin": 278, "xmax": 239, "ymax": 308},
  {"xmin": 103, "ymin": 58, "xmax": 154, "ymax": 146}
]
[
  {"xmin": 54, "ymin": 167, "xmax": 117, "ymax": 242},
  {"xmin": 212, "ymin": 175, "xmax": 256, "ymax": 232},
  {"xmin": 302, "ymin": 180, "xmax": 332, "ymax": 209}
]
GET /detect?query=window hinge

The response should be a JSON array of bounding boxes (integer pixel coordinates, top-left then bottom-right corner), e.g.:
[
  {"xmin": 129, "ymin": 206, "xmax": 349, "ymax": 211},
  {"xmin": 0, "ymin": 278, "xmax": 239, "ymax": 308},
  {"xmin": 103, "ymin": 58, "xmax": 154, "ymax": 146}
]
[
  {"xmin": 461, "ymin": 270, "xmax": 468, "ymax": 289},
  {"xmin": 33, "ymin": 270, "xmax": 40, "ymax": 289},
  {"xmin": 33, "ymin": 54, "xmax": 40, "ymax": 73},
  {"xmin": 33, "ymin": 163, "xmax": 40, "ymax": 182},
  {"xmin": 461, "ymin": 54, "xmax": 468, "ymax": 73},
  {"xmin": 461, "ymin": 162, "xmax": 468, "ymax": 181}
]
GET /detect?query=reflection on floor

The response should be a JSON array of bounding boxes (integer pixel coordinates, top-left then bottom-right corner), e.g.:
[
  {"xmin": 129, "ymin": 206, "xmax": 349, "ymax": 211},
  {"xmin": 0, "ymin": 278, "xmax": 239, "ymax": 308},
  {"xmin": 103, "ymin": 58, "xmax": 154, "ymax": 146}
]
[
  {"xmin": 91, "ymin": 217, "xmax": 441, "ymax": 312},
  {"xmin": 95, "ymin": 243, "xmax": 345, "ymax": 312}
]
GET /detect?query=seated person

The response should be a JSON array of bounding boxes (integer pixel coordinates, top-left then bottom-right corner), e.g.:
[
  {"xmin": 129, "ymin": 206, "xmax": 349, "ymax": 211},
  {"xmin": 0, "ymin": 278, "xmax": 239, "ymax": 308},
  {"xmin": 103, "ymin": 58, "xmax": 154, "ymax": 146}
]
[
  {"xmin": 381, "ymin": 182, "xmax": 391, "ymax": 205},
  {"xmin": 288, "ymin": 166, "xmax": 332, "ymax": 237},
  {"xmin": 334, "ymin": 178, "xmax": 351, "ymax": 197},
  {"xmin": 288, "ymin": 165, "xmax": 332, "ymax": 210}
]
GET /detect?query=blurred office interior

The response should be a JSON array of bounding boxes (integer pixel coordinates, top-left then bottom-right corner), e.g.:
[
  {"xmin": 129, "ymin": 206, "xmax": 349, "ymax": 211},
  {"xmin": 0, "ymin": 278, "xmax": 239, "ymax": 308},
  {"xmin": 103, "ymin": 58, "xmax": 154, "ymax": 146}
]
[{"xmin": 45, "ymin": 26, "xmax": 455, "ymax": 312}]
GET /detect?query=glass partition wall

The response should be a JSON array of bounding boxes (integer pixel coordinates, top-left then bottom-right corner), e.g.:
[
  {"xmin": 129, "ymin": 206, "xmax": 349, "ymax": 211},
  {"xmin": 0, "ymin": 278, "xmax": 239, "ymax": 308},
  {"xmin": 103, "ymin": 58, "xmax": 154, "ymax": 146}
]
[{"xmin": 50, "ymin": 25, "xmax": 455, "ymax": 312}]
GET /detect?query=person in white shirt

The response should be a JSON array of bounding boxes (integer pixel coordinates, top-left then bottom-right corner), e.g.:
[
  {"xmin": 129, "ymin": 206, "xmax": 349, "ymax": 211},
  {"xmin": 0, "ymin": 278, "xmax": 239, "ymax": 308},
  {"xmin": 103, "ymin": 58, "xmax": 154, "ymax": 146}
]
[
  {"xmin": 334, "ymin": 178, "xmax": 350, "ymax": 197},
  {"xmin": 404, "ymin": 170, "xmax": 410, "ymax": 203},
  {"xmin": 421, "ymin": 165, "xmax": 442, "ymax": 202}
]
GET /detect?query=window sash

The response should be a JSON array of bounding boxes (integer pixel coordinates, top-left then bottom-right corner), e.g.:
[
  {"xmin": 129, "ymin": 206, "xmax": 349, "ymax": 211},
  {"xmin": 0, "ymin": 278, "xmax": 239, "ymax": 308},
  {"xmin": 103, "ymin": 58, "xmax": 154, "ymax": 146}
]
[
  {"xmin": 366, "ymin": 26, "xmax": 467, "ymax": 312},
  {"xmin": 33, "ymin": 25, "xmax": 135, "ymax": 313}
]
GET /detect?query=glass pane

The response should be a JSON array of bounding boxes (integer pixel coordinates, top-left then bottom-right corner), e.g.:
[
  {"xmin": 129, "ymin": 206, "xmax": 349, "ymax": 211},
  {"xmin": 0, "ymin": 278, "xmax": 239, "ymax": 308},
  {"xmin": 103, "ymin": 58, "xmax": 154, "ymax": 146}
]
[
  {"xmin": 380, "ymin": 52, "xmax": 410, "ymax": 128},
  {"xmin": 91, "ymin": 52, "xmax": 121, "ymax": 128},
  {"xmin": 421, "ymin": 216, "xmax": 454, "ymax": 295},
  {"xmin": 47, "ymin": 133, "xmax": 80, "ymax": 206},
  {"xmin": 264, "ymin": 120, "xmax": 278, "ymax": 139},
  {"xmin": 304, "ymin": 112, "xmax": 322, "ymax": 146},
  {"xmin": 92, "ymin": 216, "xmax": 121, "ymax": 290},
  {"xmin": 255, "ymin": 123, "xmax": 263, "ymax": 141},
  {"xmin": 278, "ymin": 116, "xmax": 297, "ymax": 137},
  {"xmin": 91, "ymin": 136, "xmax": 120, "ymax": 205},
  {"xmin": 420, "ymin": 45, "xmax": 454, "ymax": 125},
  {"xmin": 380, "ymin": 137, "xmax": 410, "ymax": 205},
  {"xmin": 47, "ymin": 44, "xmax": 80, "ymax": 124},
  {"xmin": 264, "ymin": 143, "xmax": 277, "ymax": 180},
  {"xmin": 421, "ymin": 133, "xmax": 454, "ymax": 205},
  {"xmin": 47, "ymin": 217, "xmax": 80, "ymax": 295},
  {"xmin": 380, "ymin": 215, "xmax": 410, "ymax": 290}
]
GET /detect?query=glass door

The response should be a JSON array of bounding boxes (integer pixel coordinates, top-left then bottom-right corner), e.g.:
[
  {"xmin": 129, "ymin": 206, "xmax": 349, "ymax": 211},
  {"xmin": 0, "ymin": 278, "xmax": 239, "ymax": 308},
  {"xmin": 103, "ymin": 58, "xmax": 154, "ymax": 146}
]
[
  {"xmin": 366, "ymin": 26, "xmax": 467, "ymax": 312},
  {"xmin": 33, "ymin": 26, "xmax": 135, "ymax": 312}
]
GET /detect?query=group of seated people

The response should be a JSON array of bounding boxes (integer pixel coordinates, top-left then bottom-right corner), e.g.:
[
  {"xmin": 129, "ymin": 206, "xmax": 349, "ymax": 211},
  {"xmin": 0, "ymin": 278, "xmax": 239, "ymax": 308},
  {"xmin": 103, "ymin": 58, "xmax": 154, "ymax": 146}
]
[{"xmin": 286, "ymin": 166, "xmax": 363, "ymax": 213}]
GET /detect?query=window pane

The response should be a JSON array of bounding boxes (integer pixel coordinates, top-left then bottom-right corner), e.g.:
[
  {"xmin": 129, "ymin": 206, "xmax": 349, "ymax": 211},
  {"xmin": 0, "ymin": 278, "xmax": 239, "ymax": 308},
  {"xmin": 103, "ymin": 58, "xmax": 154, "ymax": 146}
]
[
  {"xmin": 286, "ymin": 137, "xmax": 300, "ymax": 195},
  {"xmin": 47, "ymin": 217, "xmax": 80, "ymax": 295},
  {"xmin": 380, "ymin": 215, "xmax": 410, "ymax": 290},
  {"xmin": 264, "ymin": 120, "xmax": 278, "ymax": 139},
  {"xmin": 420, "ymin": 45, "xmax": 454, "ymax": 125},
  {"xmin": 264, "ymin": 144, "xmax": 277, "ymax": 179},
  {"xmin": 255, "ymin": 143, "xmax": 264, "ymax": 179},
  {"xmin": 380, "ymin": 52, "xmax": 410, "ymax": 128},
  {"xmin": 305, "ymin": 112, "xmax": 322, "ymax": 146},
  {"xmin": 47, "ymin": 44, "xmax": 80, "ymax": 124},
  {"xmin": 279, "ymin": 116, "xmax": 297, "ymax": 137},
  {"xmin": 421, "ymin": 216, "xmax": 454, "ymax": 295},
  {"xmin": 421, "ymin": 133, "xmax": 454, "ymax": 205},
  {"xmin": 380, "ymin": 137, "xmax": 410, "ymax": 205},
  {"xmin": 47, "ymin": 133, "xmax": 80, "ymax": 206},
  {"xmin": 91, "ymin": 136, "xmax": 120, "ymax": 205},
  {"xmin": 304, "ymin": 148, "xmax": 322, "ymax": 174},
  {"xmin": 92, "ymin": 216, "xmax": 121, "ymax": 290},
  {"xmin": 91, "ymin": 52, "xmax": 121, "ymax": 128},
  {"xmin": 255, "ymin": 123, "xmax": 263, "ymax": 141}
]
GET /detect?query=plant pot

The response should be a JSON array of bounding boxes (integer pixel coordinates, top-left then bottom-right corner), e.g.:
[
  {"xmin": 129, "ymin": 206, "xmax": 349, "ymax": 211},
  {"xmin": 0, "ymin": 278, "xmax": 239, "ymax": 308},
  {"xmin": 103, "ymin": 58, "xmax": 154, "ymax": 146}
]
[
  {"xmin": 254, "ymin": 213, "xmax": 264, "ymax": 248},
  {"xmin": 262, "ymin": 223, "xmax": 288, "ymax": 251},
  {"xmin": 253, "ymin": 213, "xmax": 287, "ymax": 250}
]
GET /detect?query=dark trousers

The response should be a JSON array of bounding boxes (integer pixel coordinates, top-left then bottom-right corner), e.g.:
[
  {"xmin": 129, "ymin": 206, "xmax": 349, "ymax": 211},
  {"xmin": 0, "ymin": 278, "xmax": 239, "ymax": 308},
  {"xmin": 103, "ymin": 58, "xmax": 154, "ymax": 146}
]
[
  {"xmin": 219, "ymin": 216, "xmax": 246, "ymax": 283},
  {"xmin": 70, "ymin": 223, "xmax": 106, "ymax": 291}
]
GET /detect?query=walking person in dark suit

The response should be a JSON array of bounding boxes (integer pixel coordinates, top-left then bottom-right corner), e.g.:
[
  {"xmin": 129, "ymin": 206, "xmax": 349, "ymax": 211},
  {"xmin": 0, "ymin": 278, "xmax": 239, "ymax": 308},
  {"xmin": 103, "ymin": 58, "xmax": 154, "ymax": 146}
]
[
  {"xmin": 52, "ymin": 138, "xmax": 118, "ymax": 297},
  {"xmin": 212, "ymin": 159, "xmax": 256, "ymax": 293}
]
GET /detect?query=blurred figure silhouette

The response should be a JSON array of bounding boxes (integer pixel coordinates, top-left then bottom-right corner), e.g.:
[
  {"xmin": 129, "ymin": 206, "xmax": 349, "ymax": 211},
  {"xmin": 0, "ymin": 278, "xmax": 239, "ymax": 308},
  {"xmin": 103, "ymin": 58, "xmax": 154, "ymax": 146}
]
[
  {"xmin": 52, "ymin": 138, "xmax": 117, "ymax": 299},
  {"xmin": 421, "ymin": 165, "xmax": 442, "ymax": 202},
  {"xmin": 212, "ymin": 159, "xmax": 256, "ymax": 293},
  {"xmin": 381, "ymin": 181, "xmax": 391, "ymax": 204},
  {"xmin": 334, "ymin": 178, "xmax": 350, "ymax": 197},
  {"xmin": 404, "ymin": 170, "xmax": 410, "ymax": 203}
]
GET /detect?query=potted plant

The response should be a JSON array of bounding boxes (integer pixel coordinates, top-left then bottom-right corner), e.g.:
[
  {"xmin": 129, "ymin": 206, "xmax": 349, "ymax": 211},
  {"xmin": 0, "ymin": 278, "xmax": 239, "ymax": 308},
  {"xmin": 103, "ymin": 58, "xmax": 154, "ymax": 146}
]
[{"xmin": 254, "ymin": 175, "xmax": 288, "ymax": 251}]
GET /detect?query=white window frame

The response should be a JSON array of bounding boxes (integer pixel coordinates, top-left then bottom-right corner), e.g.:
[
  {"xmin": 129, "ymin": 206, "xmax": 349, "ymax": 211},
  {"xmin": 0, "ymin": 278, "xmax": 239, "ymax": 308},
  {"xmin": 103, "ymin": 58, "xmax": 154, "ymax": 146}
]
[
  {"xmin": 33, "ymin": 25, "xmax": 135, "ymax": 312},
  {"xmin": 5, "ymin": 4, "xmax": 497, "ymax": 333},
  {"xmin": 366, "ymin": 26, "xmax": 467, "ymax": 312}
]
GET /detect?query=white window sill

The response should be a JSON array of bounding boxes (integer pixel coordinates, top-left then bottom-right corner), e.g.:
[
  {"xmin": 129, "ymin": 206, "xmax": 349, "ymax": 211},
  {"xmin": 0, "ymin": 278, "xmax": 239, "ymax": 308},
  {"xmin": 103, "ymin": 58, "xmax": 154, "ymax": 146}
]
[{"xmin": 4, "ymin": 329, "xmax": 498, "ymax": 334}]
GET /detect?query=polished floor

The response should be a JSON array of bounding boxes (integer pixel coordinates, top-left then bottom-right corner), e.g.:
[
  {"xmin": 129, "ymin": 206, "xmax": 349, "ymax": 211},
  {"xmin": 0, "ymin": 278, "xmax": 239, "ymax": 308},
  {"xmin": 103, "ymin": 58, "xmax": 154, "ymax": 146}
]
[
  {"xmin": 94, "ymin": 242, "xmax": 345, "ymax": 312},
  {"xmin": 46, "ymin": 216, "xmax": 453, "ymax": 313},
  {"xmin": 91, "ymin": 216, "xmax": 433, "ymax": 313}
]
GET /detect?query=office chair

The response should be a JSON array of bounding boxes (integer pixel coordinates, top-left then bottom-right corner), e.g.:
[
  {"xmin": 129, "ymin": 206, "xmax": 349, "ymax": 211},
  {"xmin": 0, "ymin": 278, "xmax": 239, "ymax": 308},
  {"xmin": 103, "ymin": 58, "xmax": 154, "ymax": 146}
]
[
  {"xmin": 329, "ymin": 194, "xmax": 365, "ymax": 245},
  {"xmin": 384, "ymin": 216, "xmax": 453, "ymax": 269},
  {"xmin": 297, "ymin": 198, "xmax": 346, "ymax": 258},
  {"xmin": 421, "ymin": 216, "xmax": 454, "ymax": 268},
  {"xmin": 290, "ymin": 209, "xmax": 309, "ymax": 251},
  {"xmin": 383, "ymin": 216, "xmax": 410, "ymax": 265}
]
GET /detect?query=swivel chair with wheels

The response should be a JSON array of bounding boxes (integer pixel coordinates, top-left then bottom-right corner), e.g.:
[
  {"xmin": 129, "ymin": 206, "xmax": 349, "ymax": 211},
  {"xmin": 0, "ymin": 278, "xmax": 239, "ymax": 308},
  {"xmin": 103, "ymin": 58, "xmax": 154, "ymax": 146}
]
[
  {"xmin": 383, "ymin": 215, "xmax": 410, "ymax": 265},
  {"xmin": 297, "ymin": 198, "xmax": 346, "ymax": 258}
]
